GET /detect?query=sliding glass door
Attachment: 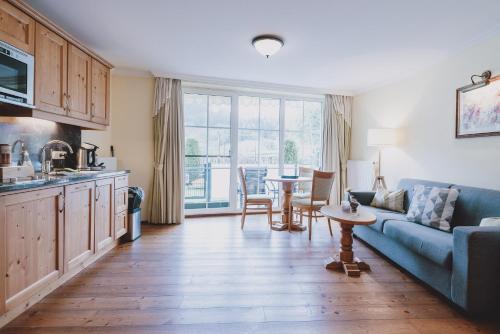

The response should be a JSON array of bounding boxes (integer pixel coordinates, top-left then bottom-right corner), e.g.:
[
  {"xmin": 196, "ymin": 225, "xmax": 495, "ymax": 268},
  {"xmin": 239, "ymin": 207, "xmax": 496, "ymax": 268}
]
[
  {"xmin": 183, "ymin": 89, "xmax": 323, "ymax": 212},
  {"xmin": 184, "ymin": 93, "xmax": 232, "ymax": 209}
]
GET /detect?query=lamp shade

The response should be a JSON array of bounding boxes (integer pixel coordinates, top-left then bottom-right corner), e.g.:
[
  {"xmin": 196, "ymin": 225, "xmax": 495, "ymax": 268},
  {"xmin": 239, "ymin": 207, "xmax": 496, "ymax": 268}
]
[{"xmin": 367, "ymin": 128, "xmax": 399, "ymax": 147}]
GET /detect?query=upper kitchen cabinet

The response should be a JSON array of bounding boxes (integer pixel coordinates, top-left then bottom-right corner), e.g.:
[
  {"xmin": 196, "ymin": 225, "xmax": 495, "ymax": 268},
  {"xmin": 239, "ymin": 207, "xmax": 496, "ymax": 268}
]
[
  {"xmin": 91, "ymin": 59, "xmax": 110, "ymax": 125},
  {"xmin": 0, "ymin": 0, "xmax": 35, "ymax": 54},
  {"xmin": 67, "ymin": 44, "xmax": 91, "ymax": 121},
  {"xmin": 34, "ymin": 22, "xmax": 67, "ymax": 115}
]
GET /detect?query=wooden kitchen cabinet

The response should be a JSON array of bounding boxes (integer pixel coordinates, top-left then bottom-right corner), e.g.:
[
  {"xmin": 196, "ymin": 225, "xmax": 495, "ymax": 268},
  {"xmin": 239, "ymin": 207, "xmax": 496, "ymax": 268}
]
[
  {"xmin": 0, "ymin": 187, "xmax": 64, "ymax": 314},
  {"xmin": 64, "ymin": 181, "xmax": 94, "ymax": 273},
  {"xmin": 95, "ymin": 178, "xmax": 114, "ymax": 252},
  {"xmin": 90, "ymin": 59, "xmax": 110, "ymax": 125},
  {"xmin": 67, "ymin": 44, "xmax": 91, "ymax": 121},
  {"xmin": 34, "ymin": 22, "xmax": 67, "ymax": 115},
  {"xmin": 0, "ymin": 0, "xmax": 35, "ymax": 54}
]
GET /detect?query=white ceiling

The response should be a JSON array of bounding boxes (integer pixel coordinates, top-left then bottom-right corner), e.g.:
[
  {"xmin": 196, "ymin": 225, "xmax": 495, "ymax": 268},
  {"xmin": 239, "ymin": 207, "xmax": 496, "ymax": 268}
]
[{"xmin": 27, "ymin": 0, "xmax": 500, "ymax": 95}]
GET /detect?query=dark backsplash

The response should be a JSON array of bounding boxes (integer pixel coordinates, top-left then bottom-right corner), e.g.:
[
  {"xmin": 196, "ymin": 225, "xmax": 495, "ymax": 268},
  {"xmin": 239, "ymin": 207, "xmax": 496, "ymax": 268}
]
[{"xmin": 0, "ymin": 117, "xmax": 81, "ymax": 171}]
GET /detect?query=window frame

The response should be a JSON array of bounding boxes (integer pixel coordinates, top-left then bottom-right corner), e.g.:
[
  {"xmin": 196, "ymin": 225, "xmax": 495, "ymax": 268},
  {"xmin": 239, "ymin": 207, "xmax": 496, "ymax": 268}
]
[{"xmin": 183, "ymin": 86, "xmax": 324, "ymax": 214}]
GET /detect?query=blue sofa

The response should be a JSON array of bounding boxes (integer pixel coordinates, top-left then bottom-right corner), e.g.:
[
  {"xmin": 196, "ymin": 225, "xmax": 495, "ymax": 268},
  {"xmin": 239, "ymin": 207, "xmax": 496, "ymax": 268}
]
[{"xmin": 349, "ymin": 178, "xmax": 500, "ymax": 314}]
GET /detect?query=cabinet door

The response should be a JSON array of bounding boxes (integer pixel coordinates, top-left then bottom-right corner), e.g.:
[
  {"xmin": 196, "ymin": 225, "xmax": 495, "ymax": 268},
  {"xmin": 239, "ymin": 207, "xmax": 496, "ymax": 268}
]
[
  {"xmin": 114, "ymin": 211, "xmax": 127, "ymax": 240},
  {"xmin": 95, "ymin": 178, "xmax": 114, "ymax": 252},
  {"xmin": 67, "ymin": 44, "xmax": 91, "ymax": 120},
  {"xmin": 0, "ymin": 187, "xmax": 64, "ymax": 313},
  {"xmin": 90, "ymin": 59, "xmax": 110, "ymax": 125},
  {"xmin": 64, "ymin": 182, "xmax": 94, "ymax": 273},
  {"xmin": 0, "ymin": 1, "xmax": 35, "ymax": 54},
  {"xmin": 114, "ymin": 187, "xmax": 128, "ymax": 214},
  {"xmin": 34, "ymin": 22, "xmax": 67, "ymax": 115}
]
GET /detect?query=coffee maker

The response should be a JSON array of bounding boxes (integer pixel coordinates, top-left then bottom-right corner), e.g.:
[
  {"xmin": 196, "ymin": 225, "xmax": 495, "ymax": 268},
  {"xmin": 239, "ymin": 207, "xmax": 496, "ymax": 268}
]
[{"xmin": 76, "ymin": 142, "xmax": 104, "ymax": 170}]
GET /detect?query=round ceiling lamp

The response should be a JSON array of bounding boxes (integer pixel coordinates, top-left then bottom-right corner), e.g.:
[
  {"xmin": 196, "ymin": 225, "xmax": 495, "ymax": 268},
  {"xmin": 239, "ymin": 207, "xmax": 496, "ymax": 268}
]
[{"xmin": 252, "ymin": 35, "xmax": 284, "ymax": 58}]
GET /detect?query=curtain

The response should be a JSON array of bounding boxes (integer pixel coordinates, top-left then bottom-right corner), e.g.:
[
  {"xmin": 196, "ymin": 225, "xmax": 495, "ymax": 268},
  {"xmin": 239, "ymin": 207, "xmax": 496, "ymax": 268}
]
[
  {"xmin": 322, "ymin": 94, "xmax": 352, "ymax": 204},
  {"xmin": 149, "ymin": 78, "xmax": 184, "ymax": 224}
]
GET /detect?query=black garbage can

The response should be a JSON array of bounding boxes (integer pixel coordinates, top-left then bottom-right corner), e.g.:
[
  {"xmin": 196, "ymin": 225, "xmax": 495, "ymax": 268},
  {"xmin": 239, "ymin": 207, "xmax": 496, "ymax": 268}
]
[{"xmin": 126, "ymin": 187, "xmax": 144, "ymax": 241}]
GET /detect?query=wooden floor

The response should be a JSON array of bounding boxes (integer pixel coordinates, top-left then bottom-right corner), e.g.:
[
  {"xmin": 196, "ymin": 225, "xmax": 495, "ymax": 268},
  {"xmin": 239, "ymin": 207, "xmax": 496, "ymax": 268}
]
[{"xmin": 1, "ymin": 215, "xmax": 498, "ymax": 333}]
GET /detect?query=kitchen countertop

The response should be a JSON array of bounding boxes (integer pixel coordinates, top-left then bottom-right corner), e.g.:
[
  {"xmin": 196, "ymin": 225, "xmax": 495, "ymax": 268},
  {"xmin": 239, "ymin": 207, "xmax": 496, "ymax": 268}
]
[{"xmin": 0, "ymin": 170, "xmax": 130, "ymax": 194}]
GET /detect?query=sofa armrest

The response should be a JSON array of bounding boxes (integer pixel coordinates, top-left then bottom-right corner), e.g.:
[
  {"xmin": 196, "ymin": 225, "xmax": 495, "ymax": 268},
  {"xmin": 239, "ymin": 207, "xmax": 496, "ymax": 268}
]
[
  {"xmin": 347, "ymin": 191, "xmax": 376, "ymax": 206},
  {"xmin": 452, "ymin": 226, "xmax": 500, "ymax": 314}
]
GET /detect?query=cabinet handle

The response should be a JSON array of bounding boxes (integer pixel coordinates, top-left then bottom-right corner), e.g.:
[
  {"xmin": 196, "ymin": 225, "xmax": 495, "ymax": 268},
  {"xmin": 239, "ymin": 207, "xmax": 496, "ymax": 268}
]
[
  {"xmin": 58, "ymin": 194, "xmax": 65, "ymax": 213},
  {"xmin": 91, "ymin": 102, "xmax": 95, "ymax": 116},
  {"xmin": 67, "ymin": 94, "xmax": 72, "ymax": 111},
  {"xmin": 95, "ymin": 189, "xmax": 100, "ymax": 202}
]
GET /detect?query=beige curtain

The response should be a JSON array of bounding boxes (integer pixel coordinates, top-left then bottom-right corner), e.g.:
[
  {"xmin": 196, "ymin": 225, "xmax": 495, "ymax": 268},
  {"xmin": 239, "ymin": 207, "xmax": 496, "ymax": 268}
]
[
  {"xmin": 322, "ymin": 94, "xmax": 352, "ymax": 204},
  {"xmin": 149, "ymin": 78, "xmax": 184, "ymax": 224}
]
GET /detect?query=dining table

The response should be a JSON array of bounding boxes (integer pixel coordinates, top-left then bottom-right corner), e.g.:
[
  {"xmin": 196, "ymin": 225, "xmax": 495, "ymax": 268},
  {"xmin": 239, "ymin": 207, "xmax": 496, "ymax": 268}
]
[{"xmin": 264, "ymin": 176, "xmax": 312, "ymax": 231}]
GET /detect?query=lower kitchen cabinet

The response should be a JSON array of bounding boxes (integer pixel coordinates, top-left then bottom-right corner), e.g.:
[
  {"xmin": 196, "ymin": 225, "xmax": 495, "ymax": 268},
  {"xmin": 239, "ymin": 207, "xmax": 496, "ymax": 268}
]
[
  {"xmin": 95, "ymin": 178, "xmax": 114, "ymax": 252},
  {"xmin": 114, "ymin": 211, "xmax": 127, "ymax": 239},
  {"xmin": 64, "ymin": 181, "xmax": 95, "ymax": 273},
  {"xmin": 0, "ymin": 187, "xmax": 64, "ymax": 314}
]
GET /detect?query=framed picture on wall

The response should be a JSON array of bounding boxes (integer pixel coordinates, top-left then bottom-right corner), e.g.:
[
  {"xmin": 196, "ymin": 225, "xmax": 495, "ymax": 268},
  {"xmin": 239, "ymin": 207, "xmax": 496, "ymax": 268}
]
[{"xmin": 456, "ymin": 75, "xmax": 500, "ymax": 138}]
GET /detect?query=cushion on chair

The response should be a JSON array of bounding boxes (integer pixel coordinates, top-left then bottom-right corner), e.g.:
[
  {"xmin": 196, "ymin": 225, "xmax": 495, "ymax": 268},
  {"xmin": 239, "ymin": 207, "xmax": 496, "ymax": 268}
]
[
  {"xmin": 247, "ymin": 194, "xmax": 273, "ymax": 201},
  {"xmin": 291, "ymin": 198, "xmax": 326, "ymax": 207},
  {"xmin": 406, "ymin": 185, "xmax": 459, "ymax": 232},
  {"xmin": 292, "ymin": 192, "xmax": 311, "ymax": 199},
  {"xmin": 383, "ymin": 220, "xmax": 453, "ymax": 269},
  {"xmin": 362, "ymin": 206, "xmax": 408, "ymax": 232},
  {"xmin": 370, "ymin": 188, "xmax": 405, "ymax": 213}
]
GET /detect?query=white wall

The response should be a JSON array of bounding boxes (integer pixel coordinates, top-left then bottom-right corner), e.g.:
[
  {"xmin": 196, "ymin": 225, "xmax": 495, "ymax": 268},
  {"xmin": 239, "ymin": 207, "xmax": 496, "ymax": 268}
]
[
  {"xmin": 351, "ymin": 34, "xmax": 500, "ymax": 190},
  {"xmin": 83, "ymin": 74, "xmax": 155, "ymax": 216}
]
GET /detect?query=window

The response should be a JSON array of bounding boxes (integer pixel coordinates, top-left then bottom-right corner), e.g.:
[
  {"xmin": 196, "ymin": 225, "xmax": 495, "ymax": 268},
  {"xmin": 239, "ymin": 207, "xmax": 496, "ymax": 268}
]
[
  {"xmin": 284, "ymin": 100, "xmax": 323, "ymax": 175},
  {"xmin": 183, "ymin": 89, "xmax": 323, "ymax": 212},
  {"xmin": 184, "ymin": 94, "xmax": 231, "ymax": 209}
]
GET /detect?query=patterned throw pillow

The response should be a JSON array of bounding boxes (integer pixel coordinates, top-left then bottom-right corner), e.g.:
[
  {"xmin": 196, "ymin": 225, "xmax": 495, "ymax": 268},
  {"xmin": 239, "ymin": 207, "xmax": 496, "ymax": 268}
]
[
  {"xmin": 370, "ymin": 188, "xmax": 405, "ymax": 213},
  {"xmin": 406, "ymin": 185, "xmax": 459, "ymax": 232}
]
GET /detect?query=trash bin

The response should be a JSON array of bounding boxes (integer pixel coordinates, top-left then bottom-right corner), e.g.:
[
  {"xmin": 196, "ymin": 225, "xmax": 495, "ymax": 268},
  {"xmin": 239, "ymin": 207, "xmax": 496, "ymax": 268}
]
[{"xmin": 126, "ymin": 187, "xmax": 144, "ymax": 241}]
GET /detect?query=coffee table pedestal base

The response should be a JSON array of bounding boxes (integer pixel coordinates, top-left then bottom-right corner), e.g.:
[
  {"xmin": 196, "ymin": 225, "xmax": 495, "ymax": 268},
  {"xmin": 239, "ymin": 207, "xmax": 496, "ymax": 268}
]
[{"xmin": 323, "ymin": 255, "xmax": 371, "ymax": 277}]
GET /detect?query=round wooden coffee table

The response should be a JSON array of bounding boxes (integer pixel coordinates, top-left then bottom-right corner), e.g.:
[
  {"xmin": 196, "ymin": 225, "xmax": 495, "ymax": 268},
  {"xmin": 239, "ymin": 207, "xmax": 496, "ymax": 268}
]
[{"xmin": 320, "ymin": 205, "xmax": 376, "ymax": 277}]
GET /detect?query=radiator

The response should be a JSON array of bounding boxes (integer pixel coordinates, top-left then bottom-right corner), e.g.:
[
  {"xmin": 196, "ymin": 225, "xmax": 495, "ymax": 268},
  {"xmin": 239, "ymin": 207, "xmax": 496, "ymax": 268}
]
[{"xmin": 347, "ymin": 160, "xmax": 374, "ymax": 191}]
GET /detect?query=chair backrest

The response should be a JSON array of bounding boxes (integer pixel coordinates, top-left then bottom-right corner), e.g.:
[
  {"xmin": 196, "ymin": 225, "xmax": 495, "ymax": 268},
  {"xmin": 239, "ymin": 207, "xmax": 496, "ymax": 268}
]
[
  {"xmin": 298, "ymin": 166, "xmax": 313, "ymax": 193},
  {"xmin": 311, "ymin": 170, "xmax": 335, "ymax": 202},
  {"xmin": 243, "ymin": 167, "xmax": 267, "ymax": 194},
  {"xmin": 238, "ymin": 167, "xmax": 248, "ymax": 201}
]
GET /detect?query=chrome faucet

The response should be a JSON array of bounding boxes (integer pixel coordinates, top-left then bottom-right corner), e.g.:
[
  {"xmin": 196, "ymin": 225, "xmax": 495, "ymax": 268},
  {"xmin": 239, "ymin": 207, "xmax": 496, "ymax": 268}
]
[
  {"xmin": 12, "ymin": 139, "xmax": 32, "ymax": 166},
  {"xmin": 41, "ymin": 140, "xmax": 74, "ymax": 174}
]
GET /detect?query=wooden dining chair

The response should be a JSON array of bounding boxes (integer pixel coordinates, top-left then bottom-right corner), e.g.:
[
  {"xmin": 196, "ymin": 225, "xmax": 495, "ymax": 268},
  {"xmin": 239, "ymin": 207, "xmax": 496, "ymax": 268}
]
[
  {"xmin": 291, "ymin": 166, "xmax": 319, "ymax": 223},
  {"xmin": 239, "ymin": 167, "xmax": 274, "ymax": 230},
  {"xmin": 289, "ymin": 170, "xmax": 335, "ymax": 240}
]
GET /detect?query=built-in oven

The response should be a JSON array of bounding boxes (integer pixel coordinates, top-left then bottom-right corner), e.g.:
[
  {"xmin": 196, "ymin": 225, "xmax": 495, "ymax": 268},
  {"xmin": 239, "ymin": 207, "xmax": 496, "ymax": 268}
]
[{"xmin": 0, "ymin": 40, "xmax": 34, "ymax": 108}]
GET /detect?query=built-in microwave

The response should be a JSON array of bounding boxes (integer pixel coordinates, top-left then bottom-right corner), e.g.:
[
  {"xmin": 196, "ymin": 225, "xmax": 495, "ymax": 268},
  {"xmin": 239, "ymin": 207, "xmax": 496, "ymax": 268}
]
[{"xmin": 0, "ymin": 40, "xmax": 34, "ymax": 108}]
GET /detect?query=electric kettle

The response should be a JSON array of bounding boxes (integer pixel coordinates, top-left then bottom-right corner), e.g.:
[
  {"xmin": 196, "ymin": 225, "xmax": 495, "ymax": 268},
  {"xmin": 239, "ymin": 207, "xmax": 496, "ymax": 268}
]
[{"xmin": 76, "ymin": 142, "xmax": 100, "ymax": 170}]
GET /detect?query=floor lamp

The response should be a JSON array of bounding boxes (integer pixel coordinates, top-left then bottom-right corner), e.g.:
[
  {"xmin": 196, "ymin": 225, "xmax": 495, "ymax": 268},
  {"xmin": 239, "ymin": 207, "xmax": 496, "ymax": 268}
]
[{"xmin": 367, "ymin": 128, "xmax": 398, "ymax": 190}]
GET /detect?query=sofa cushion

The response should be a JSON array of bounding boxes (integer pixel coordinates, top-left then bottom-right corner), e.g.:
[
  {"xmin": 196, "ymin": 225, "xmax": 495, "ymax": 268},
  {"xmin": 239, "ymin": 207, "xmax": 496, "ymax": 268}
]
[
  {"xmin": 383, "ymin": 220, "xmax": 453, "ymax": 269},
  {"xmin": 406, "ymin": 185, "xmax": 459, "ymax": 232},
  {"xmin": 370, "ymin": 188, "xmax": 405, "ymax": 213},
  {"xmin": 451, "ymin": 185, "xmax": 500, "ymax": 228},
  {"xmin": 362, "ymin": 206, "xmax": 408, "ymax": 232},
  {"xmin": 397, "ymin": 179, "xmax": 453, "ymax": 212}
]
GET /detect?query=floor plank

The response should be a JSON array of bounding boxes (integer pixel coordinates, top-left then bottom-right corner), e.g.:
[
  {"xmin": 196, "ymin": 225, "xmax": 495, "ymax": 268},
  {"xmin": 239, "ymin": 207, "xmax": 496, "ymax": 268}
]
[{"xmin": 2, "ymin": 215, "xmax": 497, "ymax": 333}]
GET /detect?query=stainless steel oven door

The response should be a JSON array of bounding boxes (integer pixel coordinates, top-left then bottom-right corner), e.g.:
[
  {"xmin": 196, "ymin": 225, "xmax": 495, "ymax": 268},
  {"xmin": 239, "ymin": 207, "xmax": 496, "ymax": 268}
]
[{"xmin": 0, "ymin": 40, "xmax": 34, "ymax": 108}]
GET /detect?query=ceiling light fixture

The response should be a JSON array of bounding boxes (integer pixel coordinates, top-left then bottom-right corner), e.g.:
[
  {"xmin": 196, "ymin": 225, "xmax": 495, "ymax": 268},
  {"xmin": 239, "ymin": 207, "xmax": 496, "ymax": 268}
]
[{"xmin": 252, "ymin": 35, "xmax": 284, "ymax": 58}]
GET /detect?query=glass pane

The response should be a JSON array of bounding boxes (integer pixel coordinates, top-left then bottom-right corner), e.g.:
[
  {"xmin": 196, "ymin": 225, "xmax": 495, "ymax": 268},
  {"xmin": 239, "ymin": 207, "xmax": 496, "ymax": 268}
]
[
  {"xmin": 260, "ymin": 98, "xmax": 280, "ymax": 130},
  {"xmin": 259, "ymin": 130, "xmax": 279, "ymax": 167},
  {"xmin": 184, "ymin": 94, "xmax": 207, "ymax": 126},
  {"xmin": 304, "ymin": 101, "xmax": 322, "ymax": 132},
  {"xmin": 209, "ymin": 96, "xmax": 231, "ymax": 128},
  {"xmin": 302, "ymin": 131, "xmax": 322, "ymax": 167},
  {"xmin": 284, "ymin": 131, "xmax": 301, "ymax": 166},
  {"xmin": 208, "ymin": 128, "xmax": 230, "ymax": 157},
  {"xmin": 284, "ymin": 100, "xmax": 303, "ymax": 131},
  {"xmin": 185, "ymin": 126, "xmax": 207, "ymax": 156},
  {"xmin": 238, "ymin": 130, "xmax": 258, "ymax": 164},
  {"xmin": 239, "ymin": 96, "xmax": 259, "ymax": 129},
  {"xmin": 208, "ymin": 168, "xmax": 230, "ymax": 202}
]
